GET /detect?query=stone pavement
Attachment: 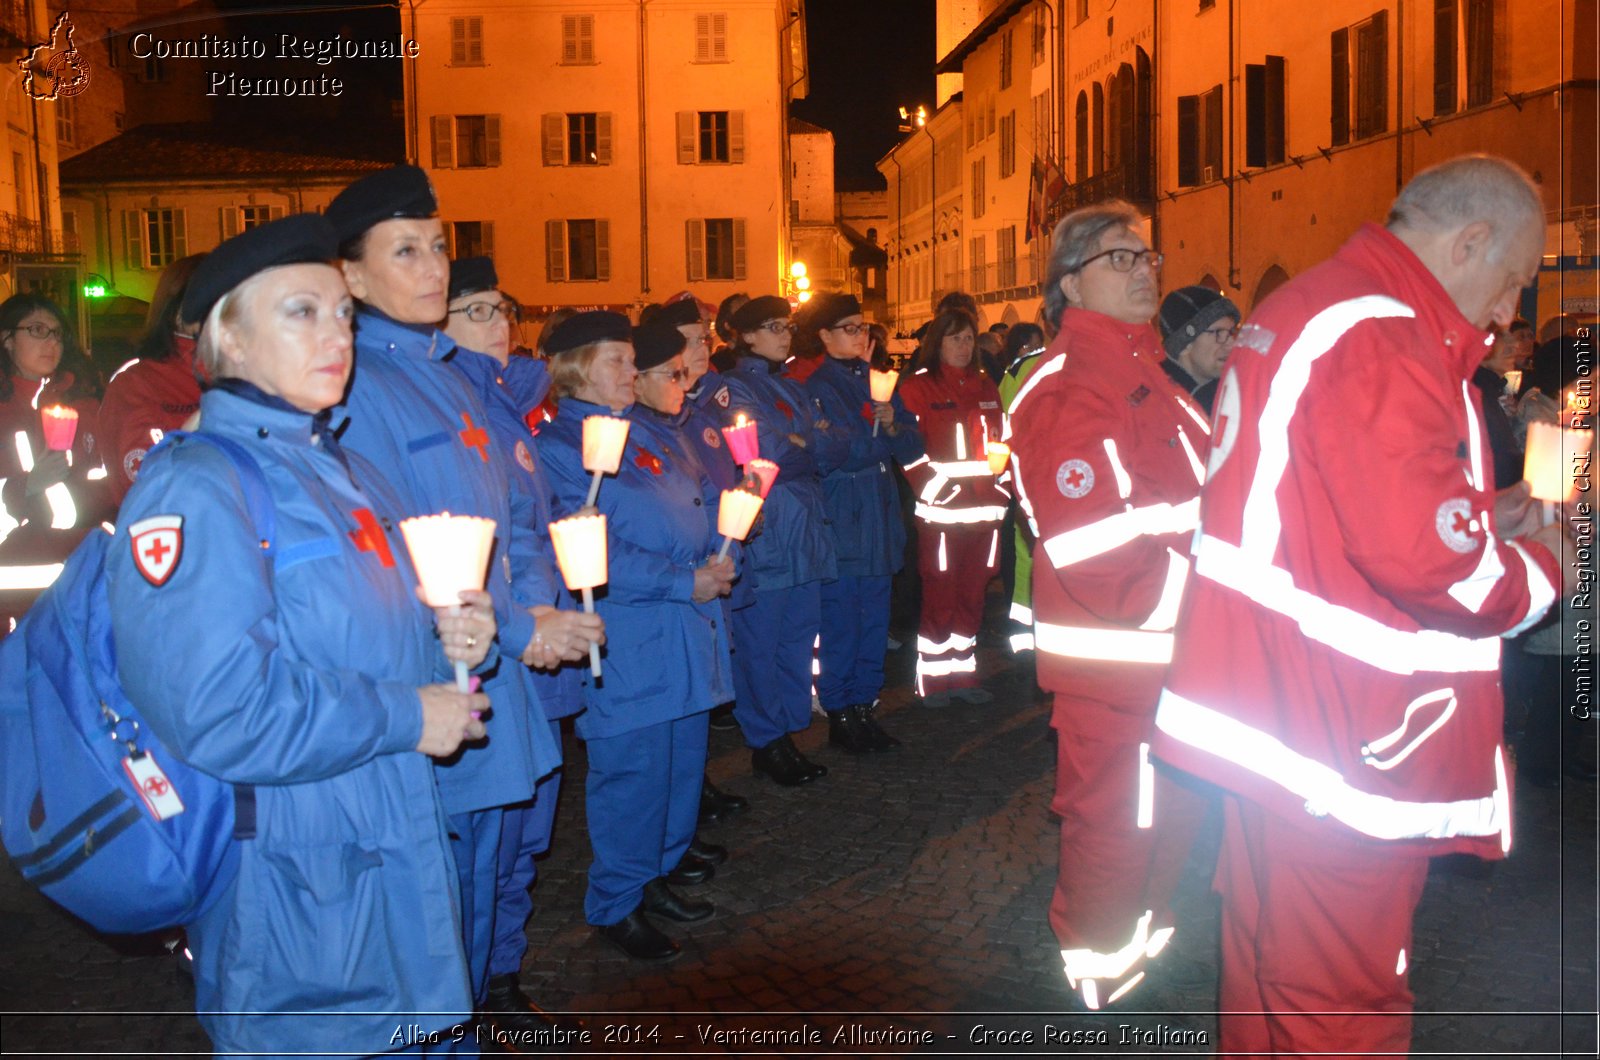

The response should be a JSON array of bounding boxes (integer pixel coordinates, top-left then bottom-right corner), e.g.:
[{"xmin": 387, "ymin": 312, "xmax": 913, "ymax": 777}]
[{"xmin": 2, "ymin": 598, "xmax": 1597, "ymax": 1057}]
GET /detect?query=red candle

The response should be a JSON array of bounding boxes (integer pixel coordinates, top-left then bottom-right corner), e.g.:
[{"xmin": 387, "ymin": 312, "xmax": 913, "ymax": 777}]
[
  {"xmin": 40, "ymin": 405, "xmax": 78, "ymax": 452},
  {"xmin": 745, "ymin": 458, "xmax": 779, "ymax": 498},
  {"xmin": 720, "ymin": 413, "xmax": 760, "ymax": 466}
]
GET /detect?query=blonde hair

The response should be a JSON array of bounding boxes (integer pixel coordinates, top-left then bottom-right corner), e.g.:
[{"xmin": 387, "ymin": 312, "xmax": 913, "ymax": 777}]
[{"xmin": 548, "ymin": 342, "xmax": 605, "ymax": 399}]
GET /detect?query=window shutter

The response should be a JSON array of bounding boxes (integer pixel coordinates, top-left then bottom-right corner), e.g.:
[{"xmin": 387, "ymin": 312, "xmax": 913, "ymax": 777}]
[
  {"xmin": 1203, "ymin": 86, "xmax": 1223, "ymax": 178},
  {"xmin": 173, "ymin": 210, "xmax": 188, "ymax": 258},
  {"xmin": 677, "ymin": 112, "xmax": 696, "ymax": 164},
  {"xmin": 561, "ymin": 16, "xmax": 577, "ymax": 62},
  {"xmin": 729, "ymin": 111, "xmax": 745, "ymax": 163},
  {"xmin": 1367, "ymin": 11, "xmax": 1388, "ymax": 136},
  {"xmin": 695, "ymin": 14, "xmax": 711, "ymax": 62},
  {"xmin": 451, "ymin": 19, "xmax": 466, "ymax": 64},
  {"xmin": 468, "ymin": 16, "xmax": 483, "ymax": 64},
  {"xmin": 542, "ymin": 114, "xmax": 564, "ymax": 166},
  {"xmin": 713, "ymin": 14, "xmax": 727, "ymax": 60},
  {"xmin": 219, "ymin": 206, "xmax": 240, "ymax": 240},
  {"xmin": 1433, "ymin": 0, "xmax": 1458, "ymax": 115},
  {"xmin": 686, "ymin": 219, "xmax": 705, "ymax": 281},
  {"xmin": 546, "ymin": 220, "xmax": 567, "ymax": 282},
  {"xmin": 596, "ymin": 113, "xmax": 613, "ymax": 164},
  {"xmin": 732, "ymin": 218, "xmax": 746, "ymax": 280},
  {"xmin": 1176, "ymin": 95, "xmax": 1199, "ymax": 186},
  {"xmin": 485, "ymin": 115, "xmax": 501, "ymax": 167},
  {"xmin": 1331, "ymin": 28, "xmax": 1350, "ymax": 145},
  {"xmin": 578, "ymin": 15, "xmax": 594, "ymax": 62},
  {"xmin": 596, "ymin": 219, "xmax": 611, "ymax": 281},
  {"xmin": 1265, "ymin": 56, "xmax": 1286, "ymax": 164},
  {"xmin": 431, "ymin": 115, "xmax": 454, "ymax": 168},
  {"xmin": 1245, "ymin": 65, "xmax": 1266, "ymax": 168},
  {"xmin": 123, "ymin": 209, "xmax": 144, "ymax": 269}
]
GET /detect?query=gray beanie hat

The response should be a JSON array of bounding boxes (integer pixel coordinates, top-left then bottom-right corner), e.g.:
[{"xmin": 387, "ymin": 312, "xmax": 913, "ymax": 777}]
[{"xmin": 1158, "ymin": 286, "xmax": 1241, "ymax": 357}]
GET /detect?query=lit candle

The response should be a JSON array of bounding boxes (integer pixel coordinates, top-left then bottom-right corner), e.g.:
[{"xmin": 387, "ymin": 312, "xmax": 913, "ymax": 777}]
[
  {"xmin": 716, "ymin": 488, "xmax": 764, "ymax": 559},
  {"xmin": 548, "ymin": 513, "xmax": 609, "ymax": 677},
  {"xmin": 1502, "ymin": 369, "xmax": 1522, "ymax": 398},
  {"xmin": 745, "ymin": 458, "xmax": 779, "ymax": 499},
  {"xmin": 869, "ymin": 369, "xmax": 897, "ymax": 437},
  {"xmin": 581, "ymin": 415, "xmax": 631, "ymax": 507},
  {"xmin": 399, "ymin": 512, "xmax": 498, "ymax": 692},
  {"xmin": 721, "ymin": 413, "xmax": 760, "ymax": 466},
  {"xmin": 40, "ymin": 405, "xmax": 78, "ymax": 452},
  {"xmin": 985, "ymin": 440, "xmax": 1011, "ymax": 476}
]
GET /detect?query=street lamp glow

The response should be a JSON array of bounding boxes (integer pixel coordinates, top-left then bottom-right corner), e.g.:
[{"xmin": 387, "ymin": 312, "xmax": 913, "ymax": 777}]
[
  {"xmin": 797, "ymin": 290, "xmax": 813, "ymax": 303},
  {"xmin": 789, "ymin": 261, "xmax": 808, "ymax": 279},
  {"xmin": 795, "ymin": 276, "xmax": 811, "ymax": 291}
]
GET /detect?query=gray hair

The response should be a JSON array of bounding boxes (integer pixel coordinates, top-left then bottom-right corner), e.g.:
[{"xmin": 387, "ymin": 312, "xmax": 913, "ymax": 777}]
[
  {"xmin": 1041, "ymin": 199, "xmax": 1145, "ymax": 327},
  {"xmin": 1387, "ymin": 155, "xmax": 1544, "ymax": 263}
]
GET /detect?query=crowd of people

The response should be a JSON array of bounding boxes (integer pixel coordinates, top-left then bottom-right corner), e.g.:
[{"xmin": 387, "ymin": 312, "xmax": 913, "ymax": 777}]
[{"xmin": 0, "ymin": 152, "xmax": 1591, "ymax": 1057}]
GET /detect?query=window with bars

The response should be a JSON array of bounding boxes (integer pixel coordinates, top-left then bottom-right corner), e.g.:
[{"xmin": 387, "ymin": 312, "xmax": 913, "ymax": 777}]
[
  {"xmin": 561, "ymin": 14, "xmax": 595, "ymax": 63},
  {"xmin": 431, "ymin": 115, "xmax": 502, "ymax": 168},
  {"xmin": 124, "ymin": 208, "xmax": 187, "ymax": 270},
  {"xmin": 677, "ymin": 111, "xmax": 745, "ymax": 164},
  {"xmin": 686, "ymin": 218, "xmax": 746, "ymax": 281},
  {"xmin": 450, "ymin": 17, "xmax": 484, "ymax": 65},
  {"xmin": 694, "ymin": 13, "xmax": 728, "ymax": 62},
  {"xmin": 1332, "ymin": 11, "xmax": 1388, "ymax": 145},
  {"xmin": 546, "ymin": 219, "xmax": 611, "ymax": 282}
]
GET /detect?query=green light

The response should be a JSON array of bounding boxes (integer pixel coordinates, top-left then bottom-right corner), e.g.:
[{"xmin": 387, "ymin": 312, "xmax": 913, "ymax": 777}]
[{"xmin": 82, "ymin": 283, "xmax": 107, "ymax": 298}]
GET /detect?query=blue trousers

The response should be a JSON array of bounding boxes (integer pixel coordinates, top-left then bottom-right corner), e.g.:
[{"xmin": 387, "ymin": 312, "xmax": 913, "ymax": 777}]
[
  {"xmin": 817, "ymin": 573, "xmax": 891, "ymax": 712},
  {"xmin": 731, "ymin": 581, "xmax": 821, "ymax": 748},
  {"xmin": 489, "ymin": 719, "xmax": 564, "ymax": 979},
  {"xmin": 447, "ymin": 807, "xmax": 504, "ymax": 1008},
  {"xmin": 583, "ymin": 712, "xmax": 709, "ymax": 925}
]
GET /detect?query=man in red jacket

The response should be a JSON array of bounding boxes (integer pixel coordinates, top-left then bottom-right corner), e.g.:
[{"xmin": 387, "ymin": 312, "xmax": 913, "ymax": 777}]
[{"xmin": 1154, "ymin": 155, "xmax": 1570, "ymax": 1057}]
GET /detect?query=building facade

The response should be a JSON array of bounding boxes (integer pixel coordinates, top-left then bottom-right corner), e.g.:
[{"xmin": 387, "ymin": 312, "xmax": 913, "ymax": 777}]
[
  {"xmin": 878, "ymin": 95, "xmax": 965, "ymax": 334},
  {"xmin": 1, "ymin": 0, "xmax": 76, "ymax": 312},
  {"xmin": 406, "ymin": 0, "xmax": 807, "ymax": 316}
]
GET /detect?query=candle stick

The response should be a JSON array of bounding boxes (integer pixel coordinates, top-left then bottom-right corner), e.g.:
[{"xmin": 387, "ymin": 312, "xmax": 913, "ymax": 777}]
[
  {"xmin": 716, "ymin": 488, "xmax": 764, "ymax": 559},
  {"xmin": 582, "ymin": 415, "xmax": 631, "ymax": 507},
  {"xmin": 1503, "ymin": 369, "xmax": 1522, "ymax": 398},
  {"xmin": 549, "ymin": 513, "xmax": 609, "ymax": 677},
  {"xmin": 40, "ymin": 405, "xmax": 78, "ymax": 452},
  {"xmin": 869, "ymin": 369, "xmax": 897, "ymax": 437},
  {"xmin": 721, "ymin": 413, "xmax": 760, "ymax": 466},
  {"xmin": 745, "ymin": 458, "xmax": 779, "ymax": 499},
  {"xmin": 399, "ymin": 513, "xmax": 498, "ymax": 692},
  {"xmin": 985, "ymin": 440, "xmax": 1011, "ymax": 476}
]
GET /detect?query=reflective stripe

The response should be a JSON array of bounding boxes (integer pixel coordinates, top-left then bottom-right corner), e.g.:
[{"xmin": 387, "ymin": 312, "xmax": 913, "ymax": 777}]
[
  {"xmin": 1396, "ymin": 949, "xmax": 1407, "ymax": 976},
  {"xmin": 1102, "ymin": 438, "xmax": 1133, "ymax": 499},
  {"xmin": 929, "ymin": 458, "xmax": 993, "ymax": 479},
  {"xmin": 1139, "ymin": 549, "xmax": 1189, "ymax": 632},
  {"xmin": 986, "ymin": 529, "xmax": 999, "ymax": 568},
  {"xmin": 915, "ymin": 502, "xmax": 1008, "ymax": 525},
  {"xmin": 1174, "ymin": 392, "xmax": 1212, "ymax": 435},
  {"xmin": 1010, "ymin": 449, "xmax": 1040, "ymax": 537},
  {"xmin": 1176, "ymin": 426, "xmax": 1206, "ymax": 484},
  {"xmin": 937, "ymin": 532, "xmax": 948, "ymax": 571},
  {"xmin": 15, "ymin": 431, "xmax": 34, "ymax": 472},
  {"xmin": 0, "ymin": 479, "xmax": 15, "ymax": 546},
  {"xmin": 1447, "ymin": 521, "xmax": 1505, "ymax": 613},
  {"xmin": 150, "ymin": 427, "xmax": 165, "ymax": 444},
  {"xmin": 1034, "ymin": 620, "xmax": 1173, "ymax": 664},
  {"xmin": 0, "ymin": 563, "xmax": 65, "ymax": 590},
  {"xmin": 1042, "ymin": 497, "xmax": 1199, "ymax": 569},
  {"xmin": 1009, "ymin": 601, "xmax": 1034, "ymax": 625},
  {"xmin": 1009, "ymin": 631, "xmax": 1036, "ymax": 652},
  {"xmin": 1460, "ymin": 380, "xmax": 1485, "ymax": 492},
  {"xmin": 86, "ymin": 466, "xmax": 108, "ymax": 481},
  {"xmin": 1360, "ymin": 688, "xmax": 1457, "ymax": 771},
  {"xmin": 1061, "ymin": 910, "xmax": 1155, "ymax": 986},
  {"xmin": 45, "ymin": 483, "xmax": 76, "ymax": 530},
  {"xmin": 1503, "ymin": 540, "xmax": 1559, "ymax": 638},
  {"xmin": 918, "ymin": 632, "xmax": 977, "ymax": 654},
  {"xmin": 1136, "ymin": 742, "xmax": 1154, "ymax": 829},
  {"xmin": 919, "ymin": 472, "xmax": 949, "ymax": 503},
  {"xmin": 1155, "ymin": 688, "xmax": 1508, "ymax": 841},
  {"xmin": 108, "ymin": 358, "xmax": 142, "ymax": 383},
  {"xmin": 1193, "ymin": 533, "xmax": 1500, "ymax": 675},
  {"xmin": 954, "ymin": 422, "xmax": 967, "ymax": 460},
  {"xmin": 904, "ymin": 454, "xmax": 930, "ymax": 471},
  {"xmin": 1007, "ymin": 352, "xmax": 1066, "ymax": 416},
  {"xmin": 916, "ymin": 655, "xmax": 976, "ymax": 678},
  {"xmin": 1493, "ymin": 745, "xmax": 1511, "ymax": 853}
]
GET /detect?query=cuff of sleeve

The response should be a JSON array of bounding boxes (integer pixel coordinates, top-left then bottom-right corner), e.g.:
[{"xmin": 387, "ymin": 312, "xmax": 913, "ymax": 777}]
[
  {"xmin": 1503, "ymin": 538, "xmax": 1561, "ymax": 638},
  {"xmin": 377, "ymin": 682, "xmax": 425, "ymax": 755},
  {"xmin": 503, "ymin": 607, "xmax": 537, "ymax": 666},
  {"xmin": 671, "ymin": 566, "xmax": 696, "ymax": 603}
]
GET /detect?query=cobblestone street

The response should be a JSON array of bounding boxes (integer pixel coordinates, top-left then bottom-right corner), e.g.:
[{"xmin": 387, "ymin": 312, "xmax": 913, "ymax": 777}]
[{"xmin": 3, "ymin": 598, "xmax": 1597, "ymax": 1057}]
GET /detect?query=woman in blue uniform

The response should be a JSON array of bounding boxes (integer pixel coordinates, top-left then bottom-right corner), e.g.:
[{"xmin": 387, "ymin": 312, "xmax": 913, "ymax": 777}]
[
  {"xmin": 108, "ymin": 215, "xmax": 493, "ymax": 1055},
  {"xmin": 799, "ymin": 293, "xmax": 925, "ymax": 752},
  {"xmin": 324, "ymin": 165, "xmax": 562, "ymax": 1010},
  {"xmin": 534, "ymin": 311, "xmax": 734, "ymax": 962},
  {"xmin": 714, "ymin": 296, "xmax": 848, "ymax": 785},
  {"xmin": 441, "ymin": 257, "xmax": 602, "ymax": 1029}
]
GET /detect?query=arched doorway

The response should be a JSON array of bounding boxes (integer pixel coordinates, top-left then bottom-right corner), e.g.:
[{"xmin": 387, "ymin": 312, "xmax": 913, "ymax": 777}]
[
  {"xmin": 1252, "ymin": 265, "xmax": 1291, "ymax": 311},
  {"xmin": 1074, "ymin": 91, "xmax": 1089, "ymax": 181}
]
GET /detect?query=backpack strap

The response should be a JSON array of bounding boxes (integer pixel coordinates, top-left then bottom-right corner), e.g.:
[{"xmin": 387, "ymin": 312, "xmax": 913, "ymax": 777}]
[{"xmin": 165, "ymin": 431, "xmax": 270, "ymax": 840}]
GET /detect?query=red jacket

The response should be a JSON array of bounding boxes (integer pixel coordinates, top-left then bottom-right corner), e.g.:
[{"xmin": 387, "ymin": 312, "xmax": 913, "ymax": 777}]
[
  {"xmin": 1006, "ymin": 310, "xmax": 1210, "ymax": 715},
  {"xmin": 898, "ymin": 362, "xmax": 1009, "ymax": 527},
  {"xmin": 96, "ymin": 341, "xmax": 202, "ymax": 505},
  {"xmin": 1153, "ymin": 224, "xmax": 1559, "ymax": 859}
]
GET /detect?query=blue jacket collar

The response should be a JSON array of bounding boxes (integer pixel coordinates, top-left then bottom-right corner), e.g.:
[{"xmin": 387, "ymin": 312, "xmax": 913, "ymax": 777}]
[
  {"xmin": 735, "ymin": 354, "xmax": 784, "ymax": 376},
  {"xmin": 558, "ymin": 395, "xmax": 633, "ymax": 420},
  {"xmin": 354, "ymin": 306, "xmax": 455, "ymax": 363}
]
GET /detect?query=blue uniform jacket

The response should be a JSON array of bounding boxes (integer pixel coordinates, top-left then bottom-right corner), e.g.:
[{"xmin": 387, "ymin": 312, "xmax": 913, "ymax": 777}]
[
  {"xmin": 333, "ymin": 309, "xmax": 560, "ymax": 813},
  {"xmin": 107, "ymin": 387, "xmax": 471, "ymax": 1051},
  {"xmin": 448, "ymin": 347, "xmax": 583, "ymax": 721},
  {"xmin": 678, "ymin": 377, "xmax": 755, "ymax": 610},
  {"xmin": 804, "ymin": 356, "xmax": 925, "ymax": 578},
  {"xmin": 713, "ymin": 357, "xmax": 844, "ymax": 591},
  {"xmin": 534, "ymin": 396, "xmax": 732, "ymax": 740}
]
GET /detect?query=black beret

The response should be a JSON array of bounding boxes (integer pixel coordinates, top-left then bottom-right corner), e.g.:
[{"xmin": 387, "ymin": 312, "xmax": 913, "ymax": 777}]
[
  {"xmin": 325, "ymin": 164, "xmax": 437, "ymax": 246},
  {"xmin": 182, "ymin": 213, "xmax": 338, "ymax": 327},
  {"xmin": 1158, "ymin": 286, "xmax": 1241, "ymax": 357},
  {"xmin": 728, "ymin": 295, "xmax": 791, "ymax": 334},
  {"xmin": 632, "ymin": 318, "xmax": 688, "ymax": 372},
  {"xmin": 545, "ymin": 310, "xmax": 632, "ymax": 355},
  {"xmin": 656, "ymin": 298, "xmax": 702, "ymax": 329},
  {"xmin": 448, "ymin": 256, "xmax": 498, "ymax": 303},
  {"xmin": 807, "ymin": 292, "xmax": 862, "ymax": 329}
]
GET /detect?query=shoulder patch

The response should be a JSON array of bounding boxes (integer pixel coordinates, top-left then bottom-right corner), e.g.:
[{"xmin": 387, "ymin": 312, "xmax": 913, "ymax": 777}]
[
  {"xmin": 1434, "ymin": 498, "xmax": 1479, "ymax": 554},
  {"xmin": 703, "ymin": 426, "xmax": 722, "ymax": 449},
  {"xmin": 123, "ymin": 446, "xmax": 147, "ymax": 482},
  {"xmin": 714, "ymin": 386, "xmax": 731, "ymax": 408},
  {"xmin": 1127, "ymin": 384, "xmax": 1151, "ymax": 407},
  {"xmin": 1056, "ymin": 459, "xmax": 1094, "ymax": 499},
  {"xmin": 129, "ymin": 515, "xmax": 183, "ymax": 586},
  {"xmin": 1235, "ymin": 323, "xmax": 1275, "ymax": 355},
  {"xmin": 514, "ymin": 439, "xmax": 536, "ymax": 474}
]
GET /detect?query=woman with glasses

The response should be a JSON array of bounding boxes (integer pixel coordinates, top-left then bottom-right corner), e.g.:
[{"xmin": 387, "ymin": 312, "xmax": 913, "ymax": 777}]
[
  {"xmin": 0, "ymin": 293, "xmax": 110, "ymax": 635},
  {"xmin": 1155, "ymin": 285, "xmax": 1241, "ymax": 415},
  {"xmin": 896, "ymin": 308, "xmax": 1009, "ymax": 707},
  {"xmin": 534, "ymin": 312, "xmax": 734, "ymax": 961},
  {"xmin": 798, "ymin": 292, "xmax": 923, "ymax": 752},
  {"xmin": 440, "ymin": 256, "xmax": 604, "ymax": 1029},
  {"xmin": 1006, "ymin": 201, "xmax": 1210, "ymax": 1011},
  {"xmin": 716, "ymin": 296, "xmax": 847, "ymax": 786}
]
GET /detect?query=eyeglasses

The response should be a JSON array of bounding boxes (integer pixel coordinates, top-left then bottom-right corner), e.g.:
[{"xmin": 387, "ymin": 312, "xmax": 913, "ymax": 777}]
[
  {"xmin": 449, "ymin": 300, "xmax": 519, "ymax": 323},
  {"xmin": 1201, "ymin": 325, "xmax": 1238, "ymax": 343},
  {"xmin": 641, "ymin": 366, "xmax": 690, "ymax": 384},
  {"xmin": 13, "ymin": 323, "xmax": 63, "ymax": 342},
  {"xmin": 825, "ymin": 322, "xmax": 869, "ymax": 337},
  {"xmin": 756, "ymin": 320, "xmax": 796, "ymax": 335},
  {"xmin": 1073, "ymin": 248, "xmax": 1164, "ymax": 274}
]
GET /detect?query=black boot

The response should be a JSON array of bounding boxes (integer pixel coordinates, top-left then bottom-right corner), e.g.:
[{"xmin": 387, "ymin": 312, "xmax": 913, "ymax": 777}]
[
  {"xmin": 753, "ymin": 736, "xmax": 816, "ymax": 785},
  {"xmin": 784, "ymin": 734, "xmax": 829, "ymax": 779},
  {"xmin": 596, "ymin": 906, "xmax": 679, "ymax": 961},
  {"xmin": 688, "ymin": 837, "xmax": 728, "ymax": 864},
  {"xmin": 665, "ymin": 851, "xmax": 716, "ymax": 886},
  {"xmin": 699, "ymin": 778, "xmax": 749, "ymax": 824},
  {"xmin": 827, "ymin": 705, "xmax": 877, "ymax": 754},
  {"xmin": 642, "ymin": 878, "xmax": 714, "ymax": 922},
  {"xmin": 859, "ymin": 701, "xmax": 901, "ymax": 751},
  {"xmin": 482, "ymin": 972, "xmax": 585, "ymax": 1038}
]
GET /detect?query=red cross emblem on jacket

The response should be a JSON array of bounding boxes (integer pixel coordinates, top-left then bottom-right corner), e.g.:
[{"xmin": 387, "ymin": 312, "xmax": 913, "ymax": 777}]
[
  {"xmin": 634, "ymin": 448, "xmax": 664, "ymax": 475},
  {"xmin": 458, "ymin": 412, "xmax": 490, "ymax": 462},
  {"xmin": 349, "ymin": 508, "xmax": 396, "ymax": 567},
  {"xmin": 774, "ymin": 399, "xmax": 795, "ymax": 420}
]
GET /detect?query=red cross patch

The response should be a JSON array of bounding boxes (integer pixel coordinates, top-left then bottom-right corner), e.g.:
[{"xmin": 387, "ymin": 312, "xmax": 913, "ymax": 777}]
[
  {"xmin": 123, "ymin": 446, "xmax": 147, "ymax": 483},
  {"xmin": 349, "ymin": 508, "xmax": 396, "ymax": 568},
  {"xmin": 458, "ymin": 412, "xmax": 490, "ymax": 463},
  {"xmin": 1056, "ymin": 459, "xmax": 1094, "ymax": 499},
  {"xmin": 715, "ymin": 387, "xmax": 730, "ymax": 408},
  {"xmin": 1435, "ymin": 498, "xmax": 1479, "ymax": 554},
  {"xmin": 703, "ymin": 426, "xmax": 722, "ymax": 449},
  {"xmin": 128, "ymin": 515, "xmax": 183, "ymax": 586},
  {"xmin": 774, "ymin": 399, "xmax": 795, "ymax": 420},
  {"xmin": 514, "ymin": 440, "xmax": 536, "ymax": 474},
  {"xmin": 634, "ymin": 448, "xmax": 664, "ymax": 475}
]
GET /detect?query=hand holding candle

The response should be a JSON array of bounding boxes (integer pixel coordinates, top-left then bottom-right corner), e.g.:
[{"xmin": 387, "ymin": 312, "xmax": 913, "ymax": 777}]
[
  {"xmin": 548, "ymin": 513, "xmax": 610, "ymax": 677},
  {"xmin": 744, "ymin": 458, "xmax": 779, "ymax": 499},
  {"xmin": 40, "ymin": 405, "xmax": 79, "ymax": 452},
  {"xmin": 869, "ymin": 369, "xmax": 897, "ymax": 436},
  {"xmin": 716, "ymin": 487, "xmax": 764, "ymax": 559},
  {"xmin": 582, "ymin": 415, "xmax": 631, "ymax": 507},
  {"xmin": 721, "ymin": 413, "xmax": 760, "ymax": 465},
  {"xmin": 1523, "ymin": 419, "xmax": 1594, "ymax": 523},
  {"xmin": 399, "ymin": 512, "xmax": 497, "ymax": 693}
]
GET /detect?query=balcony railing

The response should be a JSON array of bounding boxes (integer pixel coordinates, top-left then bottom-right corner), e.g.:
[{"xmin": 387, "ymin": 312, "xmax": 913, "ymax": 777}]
[
  {"xmin": 1049, "ymin": 164, "xmax": 1156, "ymax": 225},
  {"xmin": 0, "ymin": 210, "xmax": 81, "ymax": 257},
  {"xmin": 963, "ymin": 249, "xmax": 1046, "ymax": 303}
]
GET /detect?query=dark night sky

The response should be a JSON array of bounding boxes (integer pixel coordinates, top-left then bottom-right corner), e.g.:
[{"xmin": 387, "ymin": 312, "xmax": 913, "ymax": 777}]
[{"xmin": 791, "ymin": 0, "xmax": 937, "ymax": 191}]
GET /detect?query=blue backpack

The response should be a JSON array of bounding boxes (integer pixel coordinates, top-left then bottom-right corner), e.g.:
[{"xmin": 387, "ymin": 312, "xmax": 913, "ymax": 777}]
[{"xmin": 0, "ymin": 433, "xmax": 270, "ymax": 934}]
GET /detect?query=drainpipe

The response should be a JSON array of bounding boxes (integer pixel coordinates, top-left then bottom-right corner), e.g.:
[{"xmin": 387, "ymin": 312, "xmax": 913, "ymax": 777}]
[
  {"xmin": 405, "ymin": 0, "xmax": 424, "ymax": 164},
  {"xmin": 1226, "ymin": 0, "xmax": 1238, "ymax": 290},
  {"xmin": 890, "ymin": 151, "xmax": 904, "ymax": 333},
  {"xmin": 637, "ymin": 0, "xmax": 650, "ymax": 296},
  {"xmin": 1394, "ymin": 0, "xmax": 1405, "ymax": 195}
]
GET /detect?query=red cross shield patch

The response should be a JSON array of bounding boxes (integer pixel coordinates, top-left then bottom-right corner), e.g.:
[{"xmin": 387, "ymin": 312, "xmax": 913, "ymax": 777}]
[
  {"xmin": 1056, "ymin": 459, "xmax": 1094, "ymax": 499},
  {"xmin": 714, "ymin": 387, "xmax": 730, "ymax": 408},
  {"xmin": 514, "ymin": 440, "xmax": 536, "ymax": 474},
  {"xmin": 1435, "ymin": 498, "xmax": 1478, "ymax": 554},
  {"xmin": 129, "ymin": 514, "xmax": 183, "ymax": 586},
  {"xmin": 123, "ymin": 446, "xmax": 147, "ymax": 483},
  {"xmin": 703, "ymin": 426, "xmax": 722, "ymax": 449}
]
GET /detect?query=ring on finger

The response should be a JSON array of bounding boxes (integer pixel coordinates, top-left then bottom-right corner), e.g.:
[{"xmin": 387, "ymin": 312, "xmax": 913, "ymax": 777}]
[{"xmin": 466, "ymin": 635, "xmax": 478, "ymax": 649}]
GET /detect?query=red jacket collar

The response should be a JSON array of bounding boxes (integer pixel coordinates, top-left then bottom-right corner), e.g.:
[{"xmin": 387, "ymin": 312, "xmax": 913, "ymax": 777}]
[{"xmin": 1051, "ymin": 308, "xmax": 1164, "ymax": 371}]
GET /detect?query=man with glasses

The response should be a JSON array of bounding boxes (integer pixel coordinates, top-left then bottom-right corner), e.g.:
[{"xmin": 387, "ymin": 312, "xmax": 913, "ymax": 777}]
[{"xmin": 1156, "ymin": 286, "xmax": 1240, "ymax": 415}]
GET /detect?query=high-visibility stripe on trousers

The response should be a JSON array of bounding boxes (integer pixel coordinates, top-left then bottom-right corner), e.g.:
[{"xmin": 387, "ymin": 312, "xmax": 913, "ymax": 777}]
[{"xmin": 915, "ymin": 523, "xmax": 998, "ymax": 696}]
